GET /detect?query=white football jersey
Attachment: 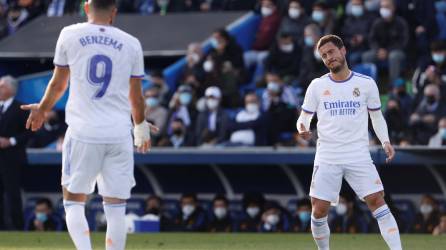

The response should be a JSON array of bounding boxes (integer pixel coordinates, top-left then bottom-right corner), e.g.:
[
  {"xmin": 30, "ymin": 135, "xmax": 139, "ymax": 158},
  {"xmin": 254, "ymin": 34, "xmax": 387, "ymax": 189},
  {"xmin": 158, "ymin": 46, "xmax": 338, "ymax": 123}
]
[
  {"xmin": 53, "ymin": 23, "xmax": 144, "ymax": 143},
  {"xmin": 301, "ymin": 71, "xmax": 381, "ymax": 164}
]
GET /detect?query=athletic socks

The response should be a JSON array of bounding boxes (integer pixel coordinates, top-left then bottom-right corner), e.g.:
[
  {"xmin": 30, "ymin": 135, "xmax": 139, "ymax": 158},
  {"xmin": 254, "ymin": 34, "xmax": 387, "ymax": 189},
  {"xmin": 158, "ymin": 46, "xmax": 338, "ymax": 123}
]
[
  {"xmin": 311, "ymin": 215, "xmax": 330, "ymax": 250},
  {"xmin": 373, "ymin": 204, "xmax": 403, "ymax": 250},
  {"xmin": 63, "ymin": 200, "xmax": 92, "ymax": 250},
  {"xmin": 103, "ymin": 202, "xmax": 127, "ymax": 250}
]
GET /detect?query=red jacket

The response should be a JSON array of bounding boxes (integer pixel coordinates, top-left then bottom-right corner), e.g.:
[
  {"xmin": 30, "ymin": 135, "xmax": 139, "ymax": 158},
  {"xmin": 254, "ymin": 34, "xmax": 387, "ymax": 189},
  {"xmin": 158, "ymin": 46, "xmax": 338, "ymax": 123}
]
[{"xmin": 252, "ymin": 11, "xmax": 282, "ymax": 51}]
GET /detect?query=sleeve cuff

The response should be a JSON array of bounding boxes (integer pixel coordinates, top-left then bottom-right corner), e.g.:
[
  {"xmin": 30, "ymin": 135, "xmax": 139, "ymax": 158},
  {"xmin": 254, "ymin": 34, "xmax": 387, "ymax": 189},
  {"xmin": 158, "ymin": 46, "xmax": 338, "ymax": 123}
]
[
  {"xmin": 130, "ymin": 75, "xmax": 145, "ymax": 79},
  {"xmin": 301, "ymin": 108, "xmax": 315, "ymax": 114},
  {"xmin": 54, "ymin": 63, "xmax": 69, "ymax": 68},
  {"xmin": 9, "ymin": 137, "xmax": 16, "ymax": 146},
  {"xmin": 368, "ymin": 106, "xmax": 381, "ymax": 111}
]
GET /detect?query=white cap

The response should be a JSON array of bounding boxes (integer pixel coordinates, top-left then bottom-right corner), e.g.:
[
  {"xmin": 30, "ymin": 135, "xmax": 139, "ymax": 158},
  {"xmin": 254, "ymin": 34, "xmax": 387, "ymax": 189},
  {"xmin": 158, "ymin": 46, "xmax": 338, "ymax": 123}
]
[{"xmin": 205, "ymin": 86, "xmax": 221, "ymax": 99}]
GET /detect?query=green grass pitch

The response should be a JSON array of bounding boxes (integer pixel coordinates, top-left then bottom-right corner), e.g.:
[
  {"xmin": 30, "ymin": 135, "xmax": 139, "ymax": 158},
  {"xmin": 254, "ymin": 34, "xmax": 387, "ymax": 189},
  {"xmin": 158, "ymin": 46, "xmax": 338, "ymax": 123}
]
[{"xmin": 0, "ymin": 232, "xmax": 445, "ymax": 250}]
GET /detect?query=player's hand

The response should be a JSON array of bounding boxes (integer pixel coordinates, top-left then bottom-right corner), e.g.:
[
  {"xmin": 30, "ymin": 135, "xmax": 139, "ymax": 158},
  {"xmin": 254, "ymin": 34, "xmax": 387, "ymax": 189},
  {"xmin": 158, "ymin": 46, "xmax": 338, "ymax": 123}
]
[
  {"xmin": 383, "ymin": 142, "xmax": 395, "ymax": 164},
  {"xmin": 21, "ymin": 104, "xmax": 46, "ymax": 131},
  {"xmin": 133, "ymin": 121, "xmax": 159, "ymax": 153},
  {"xmin": 297, "ymin": 123, "xmax": 312, "ymax": 141}
]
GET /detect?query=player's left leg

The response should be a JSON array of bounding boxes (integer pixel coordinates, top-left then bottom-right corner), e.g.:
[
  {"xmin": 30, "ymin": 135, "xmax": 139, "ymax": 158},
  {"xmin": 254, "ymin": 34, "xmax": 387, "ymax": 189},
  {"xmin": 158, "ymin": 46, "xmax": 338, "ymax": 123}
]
[
  {"xmin": 365, "ymin": 192, "xmax": 402, "ymax": 250},
  {"xmin": 344, "ymin": 163, "xmax": 402, "ymax": 250},
  {"xmin": 97, "ymin": 138, "xmax": 135, "ymax": 250}
]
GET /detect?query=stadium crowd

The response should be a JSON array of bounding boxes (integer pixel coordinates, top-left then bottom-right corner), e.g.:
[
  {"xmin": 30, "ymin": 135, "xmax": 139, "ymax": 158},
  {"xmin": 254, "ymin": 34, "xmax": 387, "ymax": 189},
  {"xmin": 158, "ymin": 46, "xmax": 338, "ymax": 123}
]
[
  {"xmin": 1, "ymin": 0, "xmax": 445, "ymax": 149},
  {"xmin": 24, "ymin": 193, "xmax": 446, "ymax": 235}
]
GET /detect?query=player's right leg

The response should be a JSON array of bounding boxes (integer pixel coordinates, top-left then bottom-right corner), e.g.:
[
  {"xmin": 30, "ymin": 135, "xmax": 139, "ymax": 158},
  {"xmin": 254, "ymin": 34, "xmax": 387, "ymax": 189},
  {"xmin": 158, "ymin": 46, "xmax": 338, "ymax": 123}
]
[
  {"xmin": 61, "ymin": 131, "xmax": 105, "ymax": 250},
  {"xmin": 309, "ymin": 163, "xmax": 343, "ymax": 250}
]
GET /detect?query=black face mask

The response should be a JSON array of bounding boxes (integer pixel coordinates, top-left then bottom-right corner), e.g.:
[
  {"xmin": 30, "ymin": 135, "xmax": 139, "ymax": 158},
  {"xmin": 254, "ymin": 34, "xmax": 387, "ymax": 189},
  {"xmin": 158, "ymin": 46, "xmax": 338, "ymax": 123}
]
[
  {"xmin": 173, "ymin": 128, "xmax": 183, "ymax": 136},
  {"xmin": 426, "ymin": 95, "xmax": 437, "ymax": 105},
  {"xmin": 146, "ymin": 208, "xmax": 160, "ymax": 215},
  {"xmin": 397, "ymin": 90, "xmax": 406, "ymax": 98}
]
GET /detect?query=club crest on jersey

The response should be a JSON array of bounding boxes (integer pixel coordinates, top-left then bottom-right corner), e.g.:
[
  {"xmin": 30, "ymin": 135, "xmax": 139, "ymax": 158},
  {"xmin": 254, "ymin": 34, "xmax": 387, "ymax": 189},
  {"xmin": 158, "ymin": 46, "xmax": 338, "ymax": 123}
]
[{"xmin": 353, "ymin": 88, "xmax": 360, "ymax": 97}]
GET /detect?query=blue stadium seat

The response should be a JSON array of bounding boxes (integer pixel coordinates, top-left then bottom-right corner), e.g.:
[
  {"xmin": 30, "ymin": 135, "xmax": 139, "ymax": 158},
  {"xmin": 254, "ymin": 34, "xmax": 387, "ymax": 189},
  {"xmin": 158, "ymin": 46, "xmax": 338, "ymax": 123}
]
[
  {"xmin": 162, "ymin": 199, "xmax": 180, "ymax": 218},
  {"xmin": 126, "ymin": 198, "xmax": 146, "ymax": 216},
  {"xmin": 393, "ymin": 199, "xmax": 416, "ymax": 232},
  {"xmin": 352, "ymin": 63, "xmax": 378, "ymax": 81},
  {"xmin": 86, "ymin": 197, "xmax": 104, "ymax": 231},
  {"xmin": 287, "ymin": 199, "xmax": 298, "ymax": 213}
]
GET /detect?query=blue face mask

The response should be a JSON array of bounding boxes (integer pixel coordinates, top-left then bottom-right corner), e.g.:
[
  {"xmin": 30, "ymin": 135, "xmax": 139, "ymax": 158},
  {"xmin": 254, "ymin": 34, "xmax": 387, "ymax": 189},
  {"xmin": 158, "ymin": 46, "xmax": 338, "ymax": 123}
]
[
  {"xmin": 312, "ymin": 10, "xmax": 325, "ymax": 23},
  {"xmin": 298, "ymin": 211, "xmax": 311, "ymax": 223},
  {"xmin": 145, "ymin": 97, "xmax": 159, "ymax": 107},
  {"xmin": 432, "ymin": 53, "xmax": 445, "ymax": 64},
  {"xmin": 36, "ymin": 212, "xmax": 48, "ymax": 223},
  {"xmin": 267, "ymin": 82, "xmax": 281, "ymax": 93},
  {"xmin": 304, "ymin": 36, "xmax": 314, "ymax": 47},
  {"xmin": 435, "ymin": 1, "xmax": 446, "ymax": 13},
  {"xmin": 179, "ymin": 92, "xmax": 192, "ymax": 105},
  {"xmin": 210, "ymin": 38, "xmax": 219, "ymax": 49},
  {"xmin": 440, "ymin": 128, "xmax": 446, "ymax": 139},
  {"xmin": 351, "ymin": 5, "xmax": 364, "ymax": 17}
]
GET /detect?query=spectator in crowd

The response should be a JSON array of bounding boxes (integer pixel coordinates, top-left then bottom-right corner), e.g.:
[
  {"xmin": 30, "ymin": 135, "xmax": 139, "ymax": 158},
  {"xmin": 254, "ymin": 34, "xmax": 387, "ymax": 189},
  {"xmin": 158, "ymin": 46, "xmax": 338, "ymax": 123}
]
[
  {"xmin": 259, "ymin": 201, "xmax": 289, "ymax": 232},
  {"xmin": 143, "ymin": 195, "xmax": 173, "ymax": 231},
  {"xmin": 0, "ymin": 75, "xmax": 31, "ymax": 230},
  {"xmin": 182, "ymin": 42, "xmax": 205, "ymax": 86},
  {"xmin": 292, "ymin": 198, "xmax": 311, "ymax": 233},
  {"xmin": 228, "ymin": 92, "xmax": 268, "ymax": 146},
  {"xmin": 157, "ymin": 117, "xmax": 194, "ymax": 147},
  {"xmin": 341, "ymin": 0, "xmax": 376, "ymax": 66},
  {"xmin": 384, "ymin": 98, "xmax": 409, "ymax": 145},
  {"xmin": 330, "ymin": 195, "xmax": 367, "ymax": 233},
  {"xmin": 363, "ymin": 0, "xmax": 380, "ymax": 13},
  {"xmin": 173, "ymin": 193, "xmax": 207, "ymax": 232},
  {"xmin": 410, "ymin": 84, "xmax": 446, "ymax": 144},
  {"xmin": 412, "ymin": 195, "xmax": 441, "ymax": 234},
  {"xmin": 238, "ymin": 193, "xmax": 265, "ymax": 232},
  {"xmin": 27, "ymin": 110, "xmax": 66, "ymax": 148},
  {"xmin": 195, "ymin": 86, "xmax": 229, "ymax": 146},
  {"xmin": 428, "ymin": 117, "xmax": 446, "ymax": 147},
  {"xmin": 166, "ymin": 84, "xmax": 197, "ymax": 137},
  {"xmin": 433, "ymin": 213, "xmax": 446, "ymax": 236},
  {"xmin": 25, "ymin": 198, "xmax": 62, "ymax": 231},
  {"xmin": 208, "ymin": 194, "xmax": 233, "ymax": 232},
  {"xmin": 362, "ymin": 0, "xmax": 409, "ymax": 83},
  {"xmin": 310, "ymin": 1, "xmax": 336, "ymax": 36},
  {"xmin": 6, "ymin": 2, "xmax": 30, "ymax": 35},
  {"xmin": 412, "ymin": 40, "xmax": 446, "ymax": 105},
  {"xmin": 264, "ymin": 32, "xmax": 302, "ymax": 82},
  {"xmin": 436, "ymin": 0, "xmax": 446, "ymax": 40},
  {"xmin": 261, "ymin": 71, "xmax": 298, "ymax": 111},
  {"xmin": 0, "ymin": 2, "xmax": 7, "ymax": 39},
  {"xmin": 202, "ymin": 52, "xmax": 241, "ymax": 108},
  {"xmin": 149, "ymin": 70, "xmax": 170, "ymax": 105},
  {"xmin": 394, "ymin": 0, "xmax": 438, "ymax": 67},
  {"xmin": 219, "ymin": 0, "xmax": 257, "ymax": 11},
  {"xmin": 244, "ymin": 0, "xmax": 281, "ymax": 80},
  {"xmin": 389, "ymin": 78, "xmax": 413, "ymax": 123},
  {"xmin": 277, "ymin": 0, "xmax": 311, "ymax": 46},
  {"xmin": 47, "ymin": 0, "xmax": 80, "ymax": 16},
  {"xmin": 144, "ymin": 86, "xmax": 168, "ymax": 143},
  {"xmin": 297, "ymin": 23, "xmax": 327, "ymax": 90},
  {"xmin": 209, "ymin": 28, "xmax": 246, "ymax": 85}
]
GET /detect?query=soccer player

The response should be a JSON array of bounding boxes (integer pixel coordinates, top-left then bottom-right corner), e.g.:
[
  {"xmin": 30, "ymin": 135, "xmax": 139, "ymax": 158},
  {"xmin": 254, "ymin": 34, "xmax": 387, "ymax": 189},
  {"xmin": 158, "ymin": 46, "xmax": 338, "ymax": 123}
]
[
  {"xmin": 21, "ymin": 0, "xmax": 157, "ymax": 249},
  {"xmin": 296, "ymin": 35, "xmax": 402, "ymax": 250}
]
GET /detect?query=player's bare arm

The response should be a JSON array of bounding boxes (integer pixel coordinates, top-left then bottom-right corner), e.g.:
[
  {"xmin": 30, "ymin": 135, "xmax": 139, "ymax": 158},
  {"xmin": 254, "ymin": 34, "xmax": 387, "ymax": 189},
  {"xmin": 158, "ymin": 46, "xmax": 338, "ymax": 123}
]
[
  {"xmin": 369, "ymin": 109, "xmax": 395, "ymax": 163},
  {"xmin": 21, "ymin": 66, "xmax": 70, "ymax": 131},
  {"xmin": 129, "ymin": 77, "xmax": 159, "ymax": 153}
]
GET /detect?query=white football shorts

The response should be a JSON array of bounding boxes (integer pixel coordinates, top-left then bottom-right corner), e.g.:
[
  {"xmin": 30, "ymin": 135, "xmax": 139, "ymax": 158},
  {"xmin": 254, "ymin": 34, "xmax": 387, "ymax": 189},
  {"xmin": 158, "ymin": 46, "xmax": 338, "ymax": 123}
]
[
  {"xmin": 309, "ymin": 162, "xmax": 384, "ymax": 205},
  {"xmin": 61, "ymin": 131, "xmax": 135, "ymax": 199}
]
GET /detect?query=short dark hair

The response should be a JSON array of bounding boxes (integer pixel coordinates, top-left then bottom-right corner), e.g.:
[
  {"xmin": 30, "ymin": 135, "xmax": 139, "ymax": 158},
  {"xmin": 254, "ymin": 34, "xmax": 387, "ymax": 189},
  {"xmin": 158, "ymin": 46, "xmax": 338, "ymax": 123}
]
[
  {"xmin": 317, "ymin": 34, "xmax": 344, "ymax": 50},
  {"xmin": 431, "ymin": 40, "xmax": 446, "ymax": 52},
  {"xmin": 36, "ymin": 198, "xmax": 53, "ymax": 210},
  {"xmin": 181, "ymin": 193, "xmax": 197, "ymax": 202},
  {"xmin": 90, "ymin": 0, "xmax": 116, "ymax": 11},
  {"xmin": 213, "ymin": 194, "xmax": 228, "ymax": 205}
]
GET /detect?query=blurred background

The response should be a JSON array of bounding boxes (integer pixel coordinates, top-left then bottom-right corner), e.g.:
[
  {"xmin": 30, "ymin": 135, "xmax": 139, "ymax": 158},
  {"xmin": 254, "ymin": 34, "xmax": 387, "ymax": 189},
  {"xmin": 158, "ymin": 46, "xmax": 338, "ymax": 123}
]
[{"xmin": 0, "ymin": 0, "xmax": 445, "ymax": 236}]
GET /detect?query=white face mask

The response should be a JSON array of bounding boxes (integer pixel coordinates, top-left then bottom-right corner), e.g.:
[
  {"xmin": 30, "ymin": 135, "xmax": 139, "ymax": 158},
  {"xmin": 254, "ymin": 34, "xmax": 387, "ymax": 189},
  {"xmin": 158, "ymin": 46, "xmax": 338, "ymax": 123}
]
[
  {"xmin": 312, "ymin": 10, "xmax": 325, "ymax": 23},
  {"xmin": 266, "ymin": 214, "xmax": 280, "ymax": 225},
  {"xmin": 261, "ymin": 6, "xmax": 274, "ymax": 17},
  {"xmin": 288, "ymin": 8, "xmax": 300, "ymax": 19},
  {"xmin": 380, "ymin": 7, "xmax": 392, "ymax": 19},
  {"xmin": 214, "ymin": 207, "xmax": 227, "ymax": 219},
  {"xmin": 336, "ymin": 203, "xmax": 347, "ymax": 215},
  {"xmin": 351, "ymin": 5, "xmax": 364, "ymax": 17},
  {"xmin": 206, "ymin": 98, "xmax": 219, "ymax": 110},
  {"xmin": 246, "ymin": 103, "xmax": 259, "ymax": 113},
  {"xmin": 247, "ymin": 207, "xmax": 260, "ymax": 218},
  {"xmin": 182, "ymin": 205, "xmax": 195, "ymax": 217},
  {"xmin": 420, "ymin": 204, "xmax": 433, "ymax": 215},
  {"xmin": 203, "ymin": 60, "xmax": 214, "ymax": 72},
  {"xmin": 280, "ymin": 43, "xmax": 294, "ymax": 53}
]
